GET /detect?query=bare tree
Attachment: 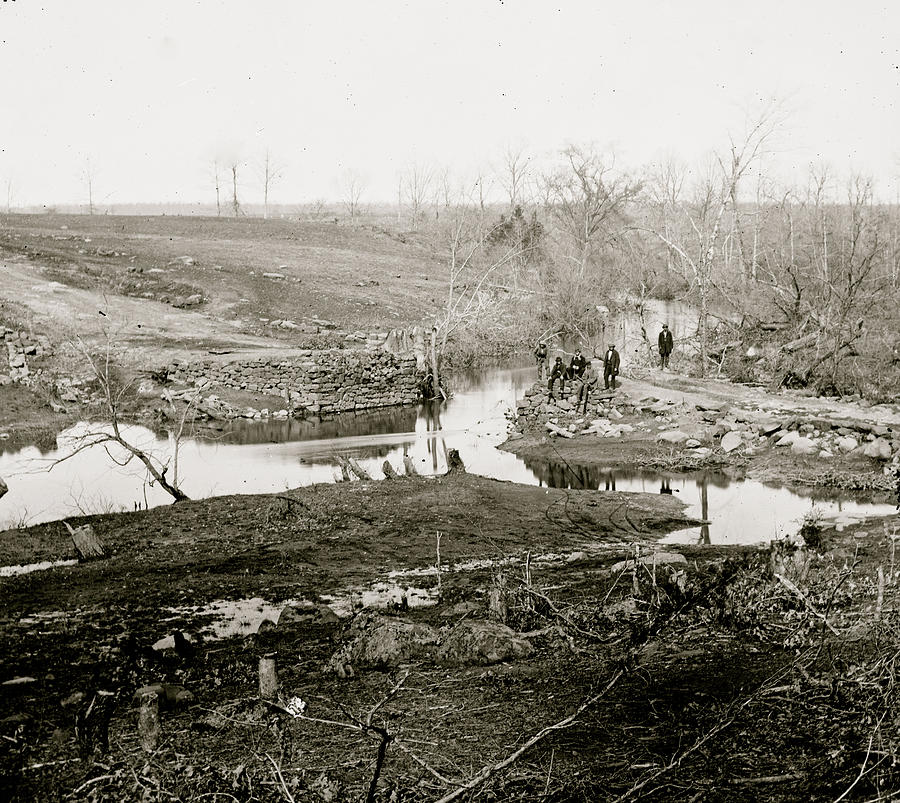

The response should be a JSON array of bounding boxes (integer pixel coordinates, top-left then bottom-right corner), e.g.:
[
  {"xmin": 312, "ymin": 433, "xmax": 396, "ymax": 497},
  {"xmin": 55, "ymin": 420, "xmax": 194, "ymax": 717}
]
[
  {"xmin": 340, "ymin": 169, "xmax": 366, "ymax": 220},
  {"xmin": 498, "ymin": 144, "xmax": 531, "ymax": 210},
  {"xmin": 229, "ymin": 162, "xmax": 242, "ymax": 217},
  {"xmin": 82, "ymin": 158, "xmax": 96, "ymax": 216},
  {"xmin": 54, "ymin": 329, "xmax": 192, "ymax": 502},
  {"xmin": 212, "ymin": 160, "xmax": 222, "ymax": 217},
  {"xmin": 647, "ymin": 113, "xmax": 776, "ymax": 375},
  {"xmin": 5, "ymin": 177, "xmax": 13, "ymax": 214},
  {"xmin": 404, "ymin": 163, "xmax": 433, "ymax": 229},
  {"xmin": 259, "ymin": 148, "xmax": 284, "ymax": 219}
]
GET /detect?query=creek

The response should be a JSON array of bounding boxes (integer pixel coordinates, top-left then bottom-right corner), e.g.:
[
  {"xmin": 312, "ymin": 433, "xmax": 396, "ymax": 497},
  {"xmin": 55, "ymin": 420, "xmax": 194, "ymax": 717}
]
[{"xmin": 0, "ymin": 300, "xmax": 894, "ymax": 544}]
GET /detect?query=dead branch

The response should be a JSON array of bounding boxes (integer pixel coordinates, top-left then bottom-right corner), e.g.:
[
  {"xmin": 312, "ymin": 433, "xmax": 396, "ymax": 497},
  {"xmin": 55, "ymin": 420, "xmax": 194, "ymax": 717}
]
[{"xmin": 432, "ymin": 669, "xmax": 625, "ymax": 803}]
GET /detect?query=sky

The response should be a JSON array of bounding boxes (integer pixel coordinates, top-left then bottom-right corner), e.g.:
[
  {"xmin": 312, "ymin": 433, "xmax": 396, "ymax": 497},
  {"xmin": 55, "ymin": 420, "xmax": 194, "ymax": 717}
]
[{"xmin": 0, "ymin": 0, "xmax": 898, "ymax": 207}]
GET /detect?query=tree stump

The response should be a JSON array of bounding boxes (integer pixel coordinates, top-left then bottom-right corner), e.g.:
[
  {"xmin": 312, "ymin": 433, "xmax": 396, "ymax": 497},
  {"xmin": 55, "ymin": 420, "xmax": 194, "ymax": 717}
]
[
  {"xmin": 259, "ymin": 654, "xmax": 278, "ymax": 700},
  {"xmin": 75, "ymin": 690, "xmax": 115, "ymax": 760},
  {"xmin": 348, "ymin": 458, "xmax": 372, "ymax": 481},
  {"xmin": 335, "ymin": 456, "xmax": 352, "ymax": 482},
  {"xmin": 446, "ymin": 448, "xmax": 465, "ymax": 473},
  {"xmin": 403, "ymin": 455, "xmax": 418, "ymax": 476},
  {"xmin": 137, "ymin": 691, "xmax": 160, "ymax": 752},
  {"xmin": 382, "ymin": 461, "xmax": 400, "ymax": 480},
  {"xmin": 64, "ymin": 521, "xmax": 106, "ymax": 560}
]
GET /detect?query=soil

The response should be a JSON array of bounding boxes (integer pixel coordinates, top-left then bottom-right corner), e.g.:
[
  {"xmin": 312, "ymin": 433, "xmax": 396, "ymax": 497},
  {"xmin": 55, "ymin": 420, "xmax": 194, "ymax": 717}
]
[{"xmin": 2, "ymin": 217, "xmax": 899, "ymax": 801}]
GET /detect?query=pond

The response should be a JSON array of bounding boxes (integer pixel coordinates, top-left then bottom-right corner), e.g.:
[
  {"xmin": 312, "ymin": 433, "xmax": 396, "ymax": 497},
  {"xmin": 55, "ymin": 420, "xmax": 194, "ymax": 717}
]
[{"xmin": 0, "ymin": 299, "xmax": 894, "ymax": 545}]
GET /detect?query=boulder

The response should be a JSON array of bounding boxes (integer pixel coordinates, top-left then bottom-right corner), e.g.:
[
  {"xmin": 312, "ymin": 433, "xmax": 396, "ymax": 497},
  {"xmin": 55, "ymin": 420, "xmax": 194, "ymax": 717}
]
[
  {"xmin": 327, "ymin": 613, "xmax": 440, "ymax": 674},
  {"xmin": 720, "ymin": 431, "xmax": 743, "ymax": 453},
  {"xmin": 658, "ymin": 430, "xmax": 690, "ymax": 444},
  {"xmin": 791, "ymin": 437, "xmax": 819, "ymax": 456},
  {"xmin": 437, "ymin": 620, "xmax": 533, "ymax": 666},
  {"xmin": 837, "ymin": 436, "xmax": 859, "ymax": 454},
  {"xmin": 863, "ymin": 438, "xmax": 893, "ymax": 460},
  {"xmin": 775, "ymin": 430, "xmax": 800, "ymax": 447}
]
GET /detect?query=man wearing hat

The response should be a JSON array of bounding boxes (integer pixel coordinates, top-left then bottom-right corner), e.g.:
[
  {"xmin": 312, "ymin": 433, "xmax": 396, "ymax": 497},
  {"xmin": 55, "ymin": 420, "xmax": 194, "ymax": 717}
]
[
  {"xmin": 658, "ymin": 324, "xmax": 674, "ymax": 370},
  {"xmin": 533, "ymin": 340, "xmax": 549, "ymax": 379},
  {"xmin": 603, "ymin": 343, "xmax": 620, "ymax": 390}
]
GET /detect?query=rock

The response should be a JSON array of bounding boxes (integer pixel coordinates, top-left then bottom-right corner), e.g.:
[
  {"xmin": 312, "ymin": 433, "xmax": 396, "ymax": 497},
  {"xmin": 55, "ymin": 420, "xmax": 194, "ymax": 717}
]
[
  {"xmin": 756, "ymin": 419, "xmax": 783, "ymax": 436},
  {"xmin": 262, "ymin": 272, "xmax": 286, "ymax": 280},
  {"xmin": 131, "ymin": 684, "xmax": 194, "ymax": 710},
  {"xmin": 818, "ymin": 449, "xmax": 834, "ymax": 458},
  {"xmin": 791, "ymin": 437, "xmax": 819, "ymax": 455},
  {"xmin": 775, "ymin": 430, "xmax": 800, "ymax": 447},
  {"xmin": 658, "ymin": 430, "xmax": 689, "ymax": 444},
  {"xmin": 837, "ymin": 436, "xmax": 859, "ymax": 454},
  {"xmin": 684, "ymin": 438, "xmax": 701, "ymax": 448},
  {"xmin": 720, "ymin": 431, "xmax": 743, "ymax": 453},
  {"xmin": 863, "ymin": 438, "xmax": 893, "ymax": 460},
  {"xmin": 2, "ymin": 676, "xmax": 37, "ymax": 686},
  {"xmin": 437, "ymin": 620, "xmax": 533, "ymax": 666},
  {"xmin": 278, "ymin": 603, "xmax": 341, "ymax": 627},
  {"xmin": 327, "ymin": 613, "xmax": 440, "ymax": 673}
]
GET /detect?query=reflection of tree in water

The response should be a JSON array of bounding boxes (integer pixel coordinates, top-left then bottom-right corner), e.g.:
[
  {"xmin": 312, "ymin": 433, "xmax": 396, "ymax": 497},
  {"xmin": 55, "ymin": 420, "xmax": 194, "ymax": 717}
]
[
  {"xmin": 422, "ymin": 400, "xmax": 446, "ymax": 473},
  {"xmin": 210, "ymin": 406, "xmax": 419, "ymax": 446}
]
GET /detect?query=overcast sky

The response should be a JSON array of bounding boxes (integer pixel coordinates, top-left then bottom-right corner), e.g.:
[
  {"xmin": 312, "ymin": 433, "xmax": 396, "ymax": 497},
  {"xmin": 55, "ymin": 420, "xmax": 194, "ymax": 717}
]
[{"xmin": 1, "ymin": 0, "xmax": 898, "ymax": 207}]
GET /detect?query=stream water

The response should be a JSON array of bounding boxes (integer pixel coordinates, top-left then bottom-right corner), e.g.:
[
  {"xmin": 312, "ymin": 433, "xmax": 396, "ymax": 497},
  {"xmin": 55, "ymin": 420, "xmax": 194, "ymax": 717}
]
[{"xmin": 0, "ymin": 300, "xmax": 894, "ymax": 544}]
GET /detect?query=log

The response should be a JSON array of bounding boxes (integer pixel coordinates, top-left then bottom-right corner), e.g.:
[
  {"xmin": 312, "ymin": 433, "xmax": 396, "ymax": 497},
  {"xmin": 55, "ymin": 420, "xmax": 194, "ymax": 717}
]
[
  {"xmin": 402, "ymin": 455, "xmax": 419, "ymax": 476},
  {"xmin": 137, "ymin": 691, "xmax": 160, "ymax": 753},
  {"xmin": 347, "ymin": 457, "xmax": 372, "ymax": 481},
  {"xmin": 64, "ymin": 521, "xmax": 106, "ymax": 560},
  {"xmin": 545, "ymin": 422, "xmax": 575, "ymax": 439},
  {"xmin": 382, "ymin": 461, "xmax": 400, "ymax": 480},
  {"xmin": 259, "ymin": 654, "xmax": 278, "ymax": 700},
  {"xmin": 779, "ymin": 332, "xmax": 817, "ymax": 353}
]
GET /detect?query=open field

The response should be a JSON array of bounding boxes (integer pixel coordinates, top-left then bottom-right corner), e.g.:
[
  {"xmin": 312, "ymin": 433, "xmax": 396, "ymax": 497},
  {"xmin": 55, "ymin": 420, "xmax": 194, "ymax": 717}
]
[{"xmin": 0, "ymin": 214, "xmax": 446, "ymax": 356}]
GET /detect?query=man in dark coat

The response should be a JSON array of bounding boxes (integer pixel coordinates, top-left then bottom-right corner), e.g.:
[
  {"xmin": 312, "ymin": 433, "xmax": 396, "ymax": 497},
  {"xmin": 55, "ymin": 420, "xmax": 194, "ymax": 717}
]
[
  {"xmin": 603, "ymin": 343, "xmax": 620, "ymax": 390},
  {"xmin": 534, "ymin": 341, "xmax": 549, "ymax": 379},
  {"xmin": 658, "ymin": 324, "xmax": 674, "ymax": 369},
  {"xmin": 568, "ymin": 349, "xmax": 587, "ymax": 382},
  {"xmin": 547, "ymin": 356, "xmax": 566, "ymax": 400},
  {"xmin": 576, "ymin": 360, "xmax": 598, "ymax": 414}
]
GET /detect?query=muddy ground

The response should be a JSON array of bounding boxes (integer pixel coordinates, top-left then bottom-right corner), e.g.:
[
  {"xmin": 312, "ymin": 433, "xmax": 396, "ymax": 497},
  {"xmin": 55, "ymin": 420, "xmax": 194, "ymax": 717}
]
[{"xmin": 1, "ymin": 419, "xmax": 899, "ymax": 802}]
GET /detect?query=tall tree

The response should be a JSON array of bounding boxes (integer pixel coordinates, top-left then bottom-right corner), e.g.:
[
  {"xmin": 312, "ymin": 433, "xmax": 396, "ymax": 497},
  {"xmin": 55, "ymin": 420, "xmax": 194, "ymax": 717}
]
[
  {"xmin": 259, "ymin": 148, "xmax": 284, "ymax": 219},
  {"xmin": 229, "ymin": 162, "xmax": 242, "ymax": 217}
]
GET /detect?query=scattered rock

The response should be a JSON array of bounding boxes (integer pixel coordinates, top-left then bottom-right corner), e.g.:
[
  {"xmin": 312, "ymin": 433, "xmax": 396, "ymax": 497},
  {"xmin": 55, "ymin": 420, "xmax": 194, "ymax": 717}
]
[
  {"xmin": 720, "ymin": 431, "xmax": 742, "ymax": 453},
  {"xmin": 837, "ymin": 436, "xmax": 859, "ymax": 454},
  {"xmin": 791, "ymin": 437, "xmax": 819, "ymax": 456},
  {"xmin": 327, "ymin": 613, "xmax": 440, "ymax": 674},
  {"xmin": 437, "ymin": 620, "xmax": 533, "ymax": 666},
  {"xmin": 658, "ymin": 430, "xmax": 690, "ymax": 444},
  {"xmin": 863, "ymin": 438, "xmax": 893, "ymax": 460},
  {"xmin": 775, "ymin": 430, "xmax": 800, "ymax": 447},
  {"xmin": 278, "ymin": 603, "xmax": 341, "ymax": 627},
  {"xmin": 131, "ymin": 684, "xmax": 194, "ymax": 710}
]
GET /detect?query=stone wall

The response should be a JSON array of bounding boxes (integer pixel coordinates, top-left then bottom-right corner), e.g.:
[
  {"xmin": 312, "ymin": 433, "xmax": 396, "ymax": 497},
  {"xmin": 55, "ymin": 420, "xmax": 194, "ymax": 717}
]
[
  {"xmin": 2, "ymin": 328, "xmax": 52, "ymax": 385},
  {"xmin": 170, "ymin": 349, "xmax": 423, "ymax": 415}
]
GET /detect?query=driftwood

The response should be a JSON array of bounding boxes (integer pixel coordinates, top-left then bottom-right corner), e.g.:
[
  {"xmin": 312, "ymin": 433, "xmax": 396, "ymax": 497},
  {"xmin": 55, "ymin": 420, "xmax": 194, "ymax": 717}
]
[
  {"xmin": 545, "ymin": 422, "xmax": 575, "ymax": 439},
  {"xmin": 402, "ymin": 455, "xmax": 419, "ymax": 476},
  {"xmin": 64, "ymin": 521, "xmax": 106, "ymax": 560},
  {"xmin": 381, "ymin": 461, "xmax": 400, "ymax": 480}
]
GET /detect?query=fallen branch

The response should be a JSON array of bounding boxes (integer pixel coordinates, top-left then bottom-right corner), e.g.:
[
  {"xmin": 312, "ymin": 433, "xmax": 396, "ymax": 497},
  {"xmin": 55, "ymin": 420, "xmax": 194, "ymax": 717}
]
[
  {"xmin": 774, "ymin": 573, "xmax": 840, "ymax": 635},
  {"xmin": 432, "ymin": 669, "xmax": 625, "ymax": 803}
]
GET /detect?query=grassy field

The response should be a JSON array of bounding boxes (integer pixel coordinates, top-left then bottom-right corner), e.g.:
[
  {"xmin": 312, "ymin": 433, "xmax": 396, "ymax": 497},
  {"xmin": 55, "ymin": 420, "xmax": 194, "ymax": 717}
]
[{"xmin": 0, "ymin": 213, "xmax": 447, "ymax": 342}]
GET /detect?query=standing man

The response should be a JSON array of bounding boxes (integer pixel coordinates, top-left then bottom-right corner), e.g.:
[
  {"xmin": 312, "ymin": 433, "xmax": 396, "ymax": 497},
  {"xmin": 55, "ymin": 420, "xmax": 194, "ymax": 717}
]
[
  {"xmin": 577, "ymin": 360, "xmax": 598, "ymax": 414},
  {"xmin": 603, "ymin": 343, "xmax": 620, "ymax": 390},
  {"xmin": 658, "ymin": 324, "xmax": 674, "ymax": 370},
  {"xmin": 534, "ymin": 341, "xmax": 549, "ymax": 380}
]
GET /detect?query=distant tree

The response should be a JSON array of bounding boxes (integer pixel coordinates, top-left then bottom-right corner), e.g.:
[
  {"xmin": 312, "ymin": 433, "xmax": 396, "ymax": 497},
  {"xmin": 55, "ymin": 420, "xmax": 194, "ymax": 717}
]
[
  {"xmin": 340, "ymin": 169, "xmax": 366, "ymax": 220},
  {"xmin": 82, "ymin": 158, "xmax": 97, "ymax": 216},
  {"xmin": 498, "ymin": 145, "xmax": 531, "ymax": 210},
  {"xmin": 229, "ymin": 162, "xmax": 242, "ymax": 217},
  {"xmin": 259, "ymin": 148, "xmax": 284, "ymax": 219},
  {"xmin": 212, "ymin": 160, "xmax": 222, "ymax": 217},
  {"xmin": 404, "ymin": 163, "xmax": 433, "ymax": 229},
  {"xmin": 5, "ymin": 177, "xmax": 13, "ymax": 214}
]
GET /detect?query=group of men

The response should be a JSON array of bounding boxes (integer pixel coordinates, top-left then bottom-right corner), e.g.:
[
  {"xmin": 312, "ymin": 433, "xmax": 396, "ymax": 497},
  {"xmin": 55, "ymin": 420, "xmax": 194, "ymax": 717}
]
[{"xmin": 533, "ymin": 323, "xmax": 675, "ymax": 413}]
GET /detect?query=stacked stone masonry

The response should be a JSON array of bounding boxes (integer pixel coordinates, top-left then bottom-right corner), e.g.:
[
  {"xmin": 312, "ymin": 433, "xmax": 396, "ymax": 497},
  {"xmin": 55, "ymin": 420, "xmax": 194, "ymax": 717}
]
[
  {"xmin": 170, "ymin": 349, "xmax": 423, "ymax": 415},
  {"xmin": 2, "ymin": 328, "xmax": 52, "ymax": 385}
]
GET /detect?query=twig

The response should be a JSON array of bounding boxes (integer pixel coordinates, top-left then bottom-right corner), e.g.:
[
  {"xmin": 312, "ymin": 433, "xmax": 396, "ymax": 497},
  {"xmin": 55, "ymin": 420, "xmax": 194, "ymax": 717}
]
[
  {"xmin": 393, "ymin": 739, "xmax": 456, "ymax": 785},
  {"xmin": 264, "ymin": 752, "xmax": 295, "ymax": 803},
  {"xmin": 774, "ymin": 572, "xmax": 840, "ymax": 635},
  {"xmin": 432, "ymin": 669, "xmax": 625, "ymax": 803}
]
